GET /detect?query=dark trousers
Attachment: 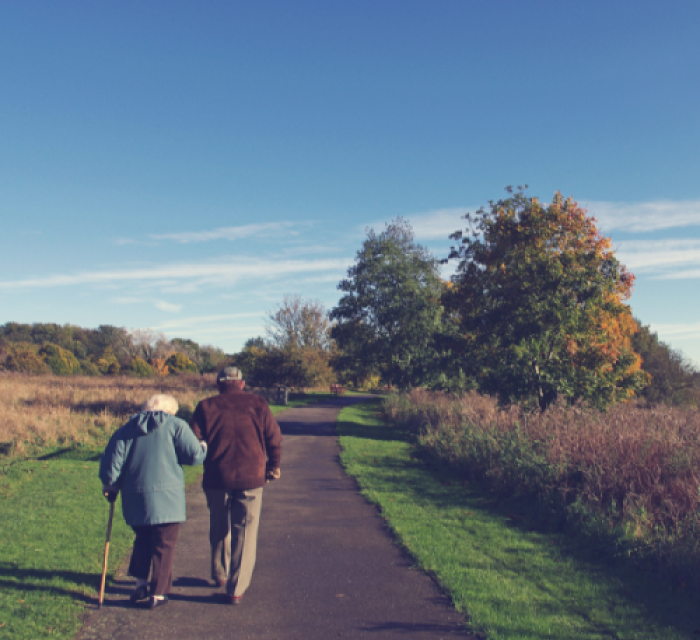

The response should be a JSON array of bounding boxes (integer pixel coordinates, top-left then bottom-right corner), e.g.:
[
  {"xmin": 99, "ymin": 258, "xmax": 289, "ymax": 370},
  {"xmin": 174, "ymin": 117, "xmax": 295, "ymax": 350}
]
[{"xmin": 128, "ymin": 523, "xmax": 180, "ymax": 596}]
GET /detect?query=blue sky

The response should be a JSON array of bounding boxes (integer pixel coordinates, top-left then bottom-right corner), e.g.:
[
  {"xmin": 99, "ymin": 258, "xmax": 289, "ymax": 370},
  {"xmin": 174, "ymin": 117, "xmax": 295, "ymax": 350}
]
[{"xmin": 1, "ymin": 1, "xmax": 699, "ymax": 366}]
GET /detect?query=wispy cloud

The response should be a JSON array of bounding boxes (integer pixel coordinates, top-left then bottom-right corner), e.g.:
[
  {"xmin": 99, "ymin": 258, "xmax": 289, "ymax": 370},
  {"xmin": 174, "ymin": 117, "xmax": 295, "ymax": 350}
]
[
  {"xmin": 151, "ymin": 222, "xmax": 298, "ymax": 244},
  {"xmin": 153, "ymin": 300, "xmax": 182, "ymax": 313},
  {"xmin": 585, "ymin": 199, "xmax": 700, "ymax": 233},
  {"xmin": 614, "ymin": 239, "xmax": 700, "ymax": 278},
  {"xmin": 0, "ymin": 258, "xmax": 353, "ymax": 291},
  {"xmin": 650, "ymin": 321, "xmax": 700, "ymax": 339},
  {"xmin": 111, "ymin": 296, "xmax": 182, "ymax": 313},
  {"xmin": 365, "ymin": 208, "xmax": 469, "ymax": 242},
  {"xmin": 152, "ymin": 313, "xmax": 263, "ymax": 330}
]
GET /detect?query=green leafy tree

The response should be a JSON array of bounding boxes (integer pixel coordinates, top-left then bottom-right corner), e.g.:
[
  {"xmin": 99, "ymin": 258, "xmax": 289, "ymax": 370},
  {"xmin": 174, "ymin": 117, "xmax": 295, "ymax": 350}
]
[
  {"xmin": 126, "ymin": 357, "xmax": 156, "ymax": 377},
  {"xmin": 445, "ymin": 187, "xmax": 649, "ymax": 410},
  {"xmin": 2, "ymin": 342, "xmax": 51, "ymax": 374},
  {"xmin": 96, "ymin": 347, "xmax": 121, "ymax": 375},
  {"xmin": 330, "ymin": 218, "xmax": 443, "ymax": 390},
  {"xmin": 632, "ymin": 322, "xmax": 699, "ymax": 406},
  {"xmin": 198, "ymin": 345, "xmax": 231, "ymax": 374},
  {"xmin": 165, "ymin": 352, "xmax": 198, "ymax": 374},
  {"xmin": 79, "ymin": 359, "xmax": 101, "ymax": 376},
  {"xmin": 39, "ymin": 343, "xmax": 82, "ymax": 375}
]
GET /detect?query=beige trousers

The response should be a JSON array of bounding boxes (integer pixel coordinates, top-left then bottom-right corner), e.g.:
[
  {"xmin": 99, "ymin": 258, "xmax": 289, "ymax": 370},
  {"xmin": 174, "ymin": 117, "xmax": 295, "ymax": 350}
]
[{"xmin": 204, "ymin": 487, "xmax": 263, "ymax": 597}]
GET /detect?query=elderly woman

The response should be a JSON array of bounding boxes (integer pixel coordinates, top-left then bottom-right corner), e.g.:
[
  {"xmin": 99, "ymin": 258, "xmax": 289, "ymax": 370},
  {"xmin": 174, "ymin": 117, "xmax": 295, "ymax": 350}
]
[{"xmin": 99, "ymin": 394, "xmax": 207, "ymax": 609}]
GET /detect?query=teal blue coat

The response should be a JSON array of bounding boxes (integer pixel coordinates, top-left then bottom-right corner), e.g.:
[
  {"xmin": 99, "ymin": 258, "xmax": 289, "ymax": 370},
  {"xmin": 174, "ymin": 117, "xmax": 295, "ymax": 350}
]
[{"xmin": 99, "ymin": 411, "xmax": 206, "ymax": 526}]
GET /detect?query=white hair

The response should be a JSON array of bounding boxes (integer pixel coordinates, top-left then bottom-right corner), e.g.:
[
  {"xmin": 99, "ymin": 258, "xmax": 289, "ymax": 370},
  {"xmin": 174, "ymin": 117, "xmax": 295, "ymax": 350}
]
[{"xmin": 142, "ymin": 394, "xmax": 179, "ymax": 415}]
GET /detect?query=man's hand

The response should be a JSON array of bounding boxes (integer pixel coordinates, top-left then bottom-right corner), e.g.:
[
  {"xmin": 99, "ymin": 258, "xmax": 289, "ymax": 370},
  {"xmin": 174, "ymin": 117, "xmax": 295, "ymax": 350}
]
[
  {"xmin": 265, "ymin": 467, "xmax": 281, "ymax": 483},
  {"xmin": 102, "ymin": 485, "xmax": 119, "ymax": 503}
]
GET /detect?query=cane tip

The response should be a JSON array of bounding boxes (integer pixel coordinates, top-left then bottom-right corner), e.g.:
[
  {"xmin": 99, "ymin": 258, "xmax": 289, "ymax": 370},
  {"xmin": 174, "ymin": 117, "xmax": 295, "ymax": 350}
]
[{"xmin": 98, "ymin": 603, "xmax": 102, "ymax": 610}]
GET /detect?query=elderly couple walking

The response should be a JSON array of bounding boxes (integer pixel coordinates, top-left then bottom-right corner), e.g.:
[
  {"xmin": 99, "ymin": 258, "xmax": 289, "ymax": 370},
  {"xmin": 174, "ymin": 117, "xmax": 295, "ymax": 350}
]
[{"xmin": 99, "ymin": 367, "xmax": 282, "ymax": 609}]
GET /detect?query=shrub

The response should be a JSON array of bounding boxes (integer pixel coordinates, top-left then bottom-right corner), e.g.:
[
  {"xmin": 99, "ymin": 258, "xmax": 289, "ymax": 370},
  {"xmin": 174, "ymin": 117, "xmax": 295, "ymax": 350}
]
[
  {"xmin": 2, "ymin": 342, "xmax": 51, "ymax": 375},
  {"xmin": 126, "ymin": 357, "xmax": 155, "ymax": 377},
  {"xmin": 165, "ymin": 353, "xmax": 198, "ymax": 374},
  {"xmin": 384, "ymin": 389, "xmax": 700, "ymax": 589},
  {"xmin": 39, "ymin": 343, "xmax": 81, "ymax": 375},
  {"xmin": 79, "ymin": 360, "xmax": 101, "ymax": 376},
  {"xmin": 96, "ymin": 347, "xmax": 120, "ymax": 375}
]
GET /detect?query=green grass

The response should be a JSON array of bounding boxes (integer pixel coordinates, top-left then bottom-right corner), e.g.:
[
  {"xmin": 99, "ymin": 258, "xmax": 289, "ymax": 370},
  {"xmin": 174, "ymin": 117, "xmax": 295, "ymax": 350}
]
[
  {"xmin": 337, "ymin": 400, "xmax": 700, "ymax": 640},
  {"xmin": 0, "ymin": 395, "xmax": 322, "ymax": 640},
  {"xmin": 269, "ymin": 391, "xmax": 338, "ymax": 413}
]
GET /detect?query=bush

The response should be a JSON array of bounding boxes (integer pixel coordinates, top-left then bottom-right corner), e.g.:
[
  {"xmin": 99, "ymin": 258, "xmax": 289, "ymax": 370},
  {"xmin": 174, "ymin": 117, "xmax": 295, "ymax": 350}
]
[
  {"xmin": 126, "ymin": 357, "xmax": 155, "ymax": 377},
  {"xmin": 39, "ymin": 343, "xmax": 81, "ymax": 375},
  {"xmin": 2, "ymin": 342, "xmax": 51, "ymax": 375},
  {"xmin": 96, "ymin": 347, "xmax": 120, "ymax": 375},
  {"xmin": 165, "ymin": 352, "xmax": 198, "ymax": 374},
  {"xmin": 79, "ymin": 360, "xmax": 101, "ymax": 376}
]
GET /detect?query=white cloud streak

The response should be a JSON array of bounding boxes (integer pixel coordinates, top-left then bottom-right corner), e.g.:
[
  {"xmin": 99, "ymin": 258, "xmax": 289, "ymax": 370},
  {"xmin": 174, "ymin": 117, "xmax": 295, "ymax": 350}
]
[
  {"xmin": 151, "ymin": 222, "xmax": 297, "ymax": 244},
  {"xmin": 584, "ymin": 199, "xmax": 700, "ymax": 233},
  {"xmin": 650, "ymin": 322, "xmax": 700, "ymax": 339},
  {"xmin": 0, "ymin": 258, "xmax": 352, "ymax": 291},
  {"xmin": 153, "ymin": 300, "xmax": 182, "ymax": 313},
  {"xmin": 614, "ymin": 239, "xmax": 700, "ymax": 278},
  {"xmin": 403, "ymin": 208, "xmax": 468, "ymax": 241}
]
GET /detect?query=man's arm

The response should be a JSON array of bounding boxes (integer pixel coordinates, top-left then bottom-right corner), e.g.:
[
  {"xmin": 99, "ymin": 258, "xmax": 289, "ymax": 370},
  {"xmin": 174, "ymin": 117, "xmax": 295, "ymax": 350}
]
[
  {"xmin": 189, "ymin": 403, "xmax": 205, "ymax": 440},
  {"xmin": 262, "ymin": 404, "xmax": 283, "ymax": 477}
]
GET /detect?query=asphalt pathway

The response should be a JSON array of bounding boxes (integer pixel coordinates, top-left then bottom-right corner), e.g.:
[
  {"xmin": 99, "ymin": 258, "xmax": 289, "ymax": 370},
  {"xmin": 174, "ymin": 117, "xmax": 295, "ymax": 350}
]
[{"xmin": 78, "ymin": 395, "xmax": 474, "ymax": 640}]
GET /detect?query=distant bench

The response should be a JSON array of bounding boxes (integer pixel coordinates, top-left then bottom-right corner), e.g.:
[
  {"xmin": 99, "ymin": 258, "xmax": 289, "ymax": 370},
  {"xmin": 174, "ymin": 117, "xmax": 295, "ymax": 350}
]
[{"xmin": 330, "ymin": 384, "xmax": 346, "ymax": 396}]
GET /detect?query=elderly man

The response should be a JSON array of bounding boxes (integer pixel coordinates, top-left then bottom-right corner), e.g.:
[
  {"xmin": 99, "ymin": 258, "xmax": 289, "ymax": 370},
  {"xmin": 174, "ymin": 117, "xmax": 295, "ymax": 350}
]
[{"xmin": 190, "ymin": 366, "xmax": 282, "ymax": 605}]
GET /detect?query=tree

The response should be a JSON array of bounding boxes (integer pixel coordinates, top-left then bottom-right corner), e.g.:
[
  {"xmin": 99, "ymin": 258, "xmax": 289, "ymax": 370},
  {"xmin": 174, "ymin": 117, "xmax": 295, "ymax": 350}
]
[
  {"xmin": 129, "ymin": 329, "xmax": 173, "ymax": 362},
  {"xmin": 266, "ymin": 295, "xmax": 332, "ymax": 351},
  {"xmin": 330, "ymin": 218, "xmax": 443, "ymax": 390},
  {"xmin": 126, "ymin": 357, "xmax": 156, "ymax": 377},
  {"xmin": 165, "ymin": 352, "xmax": 198, "ymax": 374},
  {"xmin": 2, "ymin": 342, "xmax": 51, "ymax": 374},
  {"xmin": 445, "ymin": 187, "xmax": 649, "ymax": 410},
  {"xmin": 39, "ymin": 343, "xmax": 81, "ymax": 375},
  {"xmin": 96, "ymin": 347, "xmax": 121, "ymax": 375},
  {"xmin": 632, "ymin": 322, "xmax": 699, "ymax": 406}
]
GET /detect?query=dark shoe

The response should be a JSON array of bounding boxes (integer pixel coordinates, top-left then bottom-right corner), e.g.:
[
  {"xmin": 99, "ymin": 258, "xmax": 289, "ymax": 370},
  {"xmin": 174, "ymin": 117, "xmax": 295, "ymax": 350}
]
[
  {"xmin": 129, "ymin": 586, "xmax": 148, "ymax": 602},
  {"xmin": 150, "ymin": 596, "xmax": 168, "ymax": 610}
]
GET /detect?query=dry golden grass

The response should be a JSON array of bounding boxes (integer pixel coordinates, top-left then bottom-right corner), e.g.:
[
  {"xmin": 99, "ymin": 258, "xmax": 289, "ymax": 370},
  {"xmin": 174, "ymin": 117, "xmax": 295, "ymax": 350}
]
[{"xmin": 0, "ymin": 372, "xmax": 221, "ymax": 455}]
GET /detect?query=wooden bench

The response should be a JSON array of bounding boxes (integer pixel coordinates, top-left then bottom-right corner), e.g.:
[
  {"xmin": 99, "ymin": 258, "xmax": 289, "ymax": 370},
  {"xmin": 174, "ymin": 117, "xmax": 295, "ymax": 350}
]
[{"xmin": 330, "ymin": 384, "xmax": 346, "ymax": 396}]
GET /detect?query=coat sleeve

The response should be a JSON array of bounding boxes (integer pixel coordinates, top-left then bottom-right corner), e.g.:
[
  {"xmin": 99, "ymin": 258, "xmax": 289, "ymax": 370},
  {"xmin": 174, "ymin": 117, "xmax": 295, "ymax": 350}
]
[
  {"xmin": 263, "ymin": 405, "xmax": 282, "ymax": 470},
  {"xmin": 98, "ymin": 427, "xmax": 130, "ymax": 488},
  {"xmin": 173, "ymin": 417, "xmax": 207, "ymax": 466},
  {"xmin": 189, "ymin": 402, "xmax": 204, "ymax": 440}
]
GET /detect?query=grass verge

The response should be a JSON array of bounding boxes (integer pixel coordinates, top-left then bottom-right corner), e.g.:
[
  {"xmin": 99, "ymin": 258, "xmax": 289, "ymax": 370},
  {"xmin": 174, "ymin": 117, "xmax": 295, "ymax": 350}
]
[
  {"xmin": 337, "ymin": 399, "xmax": 700, "ymax": 640},
  {"xmin": 0, "ymin": 395, "xmax": 320, "ymax": 640}
]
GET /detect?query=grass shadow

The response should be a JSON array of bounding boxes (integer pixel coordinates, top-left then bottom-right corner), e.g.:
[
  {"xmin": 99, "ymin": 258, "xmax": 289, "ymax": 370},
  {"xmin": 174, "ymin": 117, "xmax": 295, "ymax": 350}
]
[
  {"xmin": 37, "ymin": 446, "xmax": 102, "ymax": 461},
  {"xmin": 0, "ymin": 564, "xmax": 102, "ymax": 604}
]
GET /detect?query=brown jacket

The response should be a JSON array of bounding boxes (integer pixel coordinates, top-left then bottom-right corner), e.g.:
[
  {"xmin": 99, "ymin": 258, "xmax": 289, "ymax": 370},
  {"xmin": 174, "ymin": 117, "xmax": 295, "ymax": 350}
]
[{"xmin": 190, "ymin": 388, "xmax": 282, "ymax": 491}]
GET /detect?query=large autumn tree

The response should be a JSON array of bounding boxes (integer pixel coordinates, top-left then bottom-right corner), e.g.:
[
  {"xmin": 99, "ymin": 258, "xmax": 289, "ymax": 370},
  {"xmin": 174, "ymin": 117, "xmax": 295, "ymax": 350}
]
[
  {"xmin": 331, "ymin": 219, "xmax": 443, "ymax": 390},
  {"xmin": 444, "ymin": 187, "xmax": 649, "ymax": 410}
]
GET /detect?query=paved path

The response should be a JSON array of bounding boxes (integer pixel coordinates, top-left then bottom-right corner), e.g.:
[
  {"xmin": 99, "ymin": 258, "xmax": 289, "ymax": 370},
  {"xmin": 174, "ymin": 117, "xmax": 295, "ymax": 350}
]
[{"xmin": 78, "ymin": 396, "xmax": 474, "ymax": 640}]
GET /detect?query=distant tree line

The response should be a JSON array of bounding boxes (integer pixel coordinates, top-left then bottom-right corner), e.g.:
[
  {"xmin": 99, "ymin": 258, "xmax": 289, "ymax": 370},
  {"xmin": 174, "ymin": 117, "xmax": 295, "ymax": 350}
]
[{"xmin": 0, "ymin": 323, "xmax": 232, "ymax": 377}]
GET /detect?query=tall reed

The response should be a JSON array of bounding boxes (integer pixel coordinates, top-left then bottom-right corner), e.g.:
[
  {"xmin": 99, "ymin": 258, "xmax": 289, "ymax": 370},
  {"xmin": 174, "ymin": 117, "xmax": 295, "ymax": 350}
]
[
  {"xmin": 385, "ymin": 389, "xmax": 700, "ymax": 587},
  {"xmin": 0, "ymin": 372, "xmax": 219, "ymax": 455}
]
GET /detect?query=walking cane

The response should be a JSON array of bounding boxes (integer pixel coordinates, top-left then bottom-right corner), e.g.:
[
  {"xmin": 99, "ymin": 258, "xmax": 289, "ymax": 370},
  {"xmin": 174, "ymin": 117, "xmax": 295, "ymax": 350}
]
[{"xmin": 98, "ymin": 499, "xmax": 115, "ymax": 609}]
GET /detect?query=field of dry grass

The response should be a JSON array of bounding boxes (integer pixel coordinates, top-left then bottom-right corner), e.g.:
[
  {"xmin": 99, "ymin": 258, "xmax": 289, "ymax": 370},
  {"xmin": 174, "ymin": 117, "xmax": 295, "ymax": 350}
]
[{"xmin": 0, "ymin": 372, "xmax": 223, "ymax": 455}]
